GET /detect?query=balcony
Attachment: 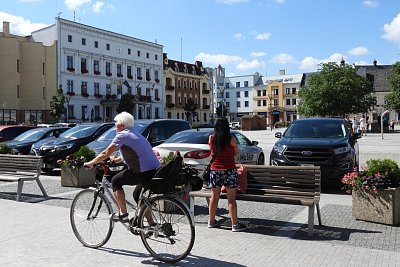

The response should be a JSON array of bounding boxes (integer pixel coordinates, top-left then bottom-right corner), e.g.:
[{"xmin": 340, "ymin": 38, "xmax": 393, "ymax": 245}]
[
  {"xmin": 66, "ymin": 91, "xmax": 75, "ymax": 96},
  {"xmin": 155, "ymin": 79, "xmax": 160, "ymax": 83},
  {"xmin": 202, "ymin": 89, "xmax": 210, "ymax": 94},
  {"xmin": 202, "ymin": 104, "xmax": 210, "ymax": 109},
  {"xmin": 166, "ymin": 103, "xmax": 175, "ymax": 108},
  {"xmin": 166, "ymin": 85, "xmax": 175, "ymax": 91}
]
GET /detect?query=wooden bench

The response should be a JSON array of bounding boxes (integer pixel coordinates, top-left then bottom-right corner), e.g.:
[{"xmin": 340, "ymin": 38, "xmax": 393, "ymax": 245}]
[
  {"xmin": 189, "ymin": 165, "xmax": 322, "ymax": 236},
  {"xmin": 0, "ymin": 154, "xmax": 47, "ymax": 201}
]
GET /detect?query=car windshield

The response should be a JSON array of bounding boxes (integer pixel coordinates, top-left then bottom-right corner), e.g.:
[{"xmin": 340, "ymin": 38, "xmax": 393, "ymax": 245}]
[
  {"xmin": 284, "ymin": 122, "xmax": 347, "ymax": 139},
  {"xmin": 165, "ymin": 131, "xmax": 211, "ymax": 144},
  {"xmin": 60, "ymin": 125, "xmax": 99, "ymax": 139},
  {"xmin": 13, "ymin": 129, "xmax": 45, "ymax": 142},
  {"xmin": 96, "ymin": 122, "xmax": 150, "ymax": 141}
]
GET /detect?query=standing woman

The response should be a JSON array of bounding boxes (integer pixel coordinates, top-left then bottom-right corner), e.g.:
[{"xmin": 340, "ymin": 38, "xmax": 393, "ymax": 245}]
[{"xmin": 207, "ymin": 117, "xmax": 246, "ymax": 232}]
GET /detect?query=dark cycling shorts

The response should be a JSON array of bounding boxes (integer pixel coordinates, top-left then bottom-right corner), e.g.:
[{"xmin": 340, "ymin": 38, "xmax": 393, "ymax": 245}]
[{"xmin": 111, "ymin": 168, "xmax": 156, "ymax": 192}]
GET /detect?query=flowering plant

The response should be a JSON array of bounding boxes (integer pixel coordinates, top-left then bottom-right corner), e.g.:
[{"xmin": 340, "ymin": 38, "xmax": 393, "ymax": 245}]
[
  {"xmin": 57, "ymin": 146, "xmax": 95, "ymax": 168},
  {"xmin": 342, "ymin": 159, "xmax": 400, "ymax": 193}
]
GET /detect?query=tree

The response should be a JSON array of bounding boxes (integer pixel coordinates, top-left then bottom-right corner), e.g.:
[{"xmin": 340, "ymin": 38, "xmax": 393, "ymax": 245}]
[
  {"xmin": 183, "ymin": 98, "xmax": 198, "ymax": 124},
  {"xmin": 216, "ymin": 103, "xmax": 228, "ymax": 117},
  {"xmin": 386, "ymin": 62, "xmax": 400, "ymax": 113},
  {"xmin": 50, "ymin": 87, "xmax": 65, "ymax": 122},
  {"xmin": 297, "ymin": 62, "xmax": 374, "ymax": 117},
  {"xmin": 117, "ymin": 93, "xmax": 134, "ymax": 114}
]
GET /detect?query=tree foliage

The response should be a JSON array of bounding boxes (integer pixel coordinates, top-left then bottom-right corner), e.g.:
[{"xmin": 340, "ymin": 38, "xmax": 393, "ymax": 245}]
[
  {"xmin": 386, "ymin": 62, "xmax": 400, "ymax": 112},
  {"xmin": 183, "ymin": 98, "xmax": 198, "ymax": 122},
  {"xmin": 50, "ymin": 87, "xmax": 65, "ymax": 122},
  {"xmin": 216, "ymin": 102, "xmax": 228, "ymax": 117},
  {"xmin": 117, "ymin": 93, "xmax": 134, "ymax": 114},
  {"xmin": 297, "ymin": 62, "xmax": 374, "ymax": 117}
]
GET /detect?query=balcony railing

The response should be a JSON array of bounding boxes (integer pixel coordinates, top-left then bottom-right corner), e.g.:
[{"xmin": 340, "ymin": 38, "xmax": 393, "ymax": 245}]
[
  {"xmin": 202, "ymin": 89, "xmax": 210, "ymax": 94},
  {"xmin": 166, "ymin": 85, "xmax": 175, "ymax": 91},
  {"xmin": 166, "ymin": 103, "xmax": 175, "ymax": 108}
]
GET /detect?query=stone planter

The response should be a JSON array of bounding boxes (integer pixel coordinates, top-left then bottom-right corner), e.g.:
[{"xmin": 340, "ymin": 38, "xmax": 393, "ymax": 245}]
[
  {"xmin": 352, "ymin": 187, "xmax": 400, "ymax": 225},
  {"xmin": 61, "ymin": 166, "xmax": 96, "ymax": 187}
]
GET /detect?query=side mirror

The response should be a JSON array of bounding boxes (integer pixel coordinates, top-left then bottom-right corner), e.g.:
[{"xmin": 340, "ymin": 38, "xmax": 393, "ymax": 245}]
[
  {"xmin": 352, "ymin": 132, "xmax": 362, "ymax": 139},
  {"xmin": 251, "ymin": 140, "xmax": 259, "ymax": 146},
  {"xmin": 275, "ymin": 132, "xmax": 282, "ymax": 138}
]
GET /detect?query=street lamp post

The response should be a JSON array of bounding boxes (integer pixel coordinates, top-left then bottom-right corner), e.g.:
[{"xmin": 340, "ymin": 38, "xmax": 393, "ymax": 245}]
[
  {"xmin": 65, "ymin": 96, "xmax": 71, "ymax": 122},
  {"xmin": 267, "ymin": 92, "xmax": 273, "ymax": 131},
  {"xmin": 381, "ymin": 110, "xmax": 389, "ymax": 139}
]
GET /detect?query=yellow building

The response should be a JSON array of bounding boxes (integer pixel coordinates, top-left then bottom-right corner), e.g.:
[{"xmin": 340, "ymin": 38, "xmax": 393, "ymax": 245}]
[
  {"xmin": 163, "ymin": 54, "xmax": 211, "ymax": 124},
  {"xmin": 0, "ymin": 21, "xmax": 56, "ymax": 125}
]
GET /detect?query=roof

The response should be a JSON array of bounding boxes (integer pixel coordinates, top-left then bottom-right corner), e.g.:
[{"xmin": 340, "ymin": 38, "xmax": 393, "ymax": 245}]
[{"xmin": 262, "ymin": 73, "xmax": 304, "ymax": 84}]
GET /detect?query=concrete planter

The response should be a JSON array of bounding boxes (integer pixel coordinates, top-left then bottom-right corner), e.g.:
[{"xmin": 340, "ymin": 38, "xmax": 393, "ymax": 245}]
[
  {"xmin": 61, "ymin": 166, "xmax": 96, "ymax": 187},
  {"xmin": 352, "ymin": 187, "xmax": 400, "ymax": 225}
]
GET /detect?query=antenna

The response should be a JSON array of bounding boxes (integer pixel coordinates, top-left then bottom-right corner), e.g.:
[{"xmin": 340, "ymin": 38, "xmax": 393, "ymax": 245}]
[
  {"xmin": 58, "ymin": 12, "xmax": 62, "ymax": 18},
  {"xmin": 180, "ymin": 38, "xmax": 182, "ymax": 61}
]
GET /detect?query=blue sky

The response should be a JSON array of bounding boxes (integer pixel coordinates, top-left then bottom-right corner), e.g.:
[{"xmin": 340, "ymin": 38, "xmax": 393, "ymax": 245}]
[{"xmin": 1, "ymin": 0, "xmax": 400, "ymax": 77}]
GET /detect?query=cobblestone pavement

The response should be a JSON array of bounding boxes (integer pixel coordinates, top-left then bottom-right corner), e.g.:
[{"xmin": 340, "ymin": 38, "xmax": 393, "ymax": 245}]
[{"xmin": 1, "ymin": 127, "xmax": 400, "ymax": 266}]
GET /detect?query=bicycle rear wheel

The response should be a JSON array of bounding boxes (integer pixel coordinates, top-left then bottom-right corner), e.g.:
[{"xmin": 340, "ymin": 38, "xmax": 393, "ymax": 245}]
[
  {"xmin": 70, "ymin": 188, "xmax": 114, "ymax": 248},
  {"xmin": 138, "ymin": 195, "xmax": 195, "ymax": 263}
]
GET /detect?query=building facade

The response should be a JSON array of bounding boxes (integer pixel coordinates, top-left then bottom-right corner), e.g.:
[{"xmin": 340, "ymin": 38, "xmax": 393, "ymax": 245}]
[
  {"xmin": 0, "ymin": 21, "xmax": 56, "ymax": 125},
  {"xmin": 163, "ymin": 53, "xmax": 211, "ymax": 125},
  {"xmin": 31, "ymin": 18, "xmax": 164, "ymax": 122}
]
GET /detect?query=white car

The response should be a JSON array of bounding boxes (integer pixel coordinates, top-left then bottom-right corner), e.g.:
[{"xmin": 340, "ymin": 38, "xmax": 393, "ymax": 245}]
[{"xmin": 153, "ymin": 128, "xmax": 265, "ymax": 173}]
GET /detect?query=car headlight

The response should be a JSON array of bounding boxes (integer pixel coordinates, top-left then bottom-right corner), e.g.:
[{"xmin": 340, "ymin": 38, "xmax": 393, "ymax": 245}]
[
  {"xmin": 273, "ymin": 144, "xmax": 284, "ymax": 154},
  {"xmin": 54, "ymin": 144, "xmax": 75, "ymax": 151},
  {"xmin": 333, "ymin": 144, "xmax": 351, "ymax": 155}
]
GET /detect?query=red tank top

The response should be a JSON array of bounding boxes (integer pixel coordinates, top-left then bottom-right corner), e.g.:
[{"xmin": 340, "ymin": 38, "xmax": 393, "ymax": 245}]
[{"xmin": 209, "ymin": 135, "xmax": 236, "ymax": 170}]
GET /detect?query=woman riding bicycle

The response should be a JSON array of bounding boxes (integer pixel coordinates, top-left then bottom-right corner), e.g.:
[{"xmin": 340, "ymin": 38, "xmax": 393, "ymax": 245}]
[{"xmin": 84, "ymin": 111, "xmax": 160, "ymax": 222}]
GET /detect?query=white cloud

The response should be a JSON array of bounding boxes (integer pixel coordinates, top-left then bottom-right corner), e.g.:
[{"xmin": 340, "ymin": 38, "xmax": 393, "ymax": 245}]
[
  {"xmin": 363, "ymin": 1, "xmax": 379, "ymax": 8},
  {"xmin": 299, "ymin": 57, "xmax": 320, "ymax": 71},
  {"xmin": 233, "ymin": 33, "xmax": 244, "ymax": 41},
  {"xmin": 65, "ymin": 0, "xmax": 91, "ymax": 10},
  {"xmin": 0, "ymin": 12, "xmax": 48, "ymax": 35},
  {"xmin": 18, "ymin": 0, "xmax": 42, "ymax": 2},
  {"xmin": 236, "ymin": 59, "xmax": 265, "ymax": 71},
  {"xmin": 255, "ymin": 32, "xmax": 271, "ymax": 40},
  {"xmin": 353, "ymin": 60, "xmax": 370, "ymax": 65},
  {"xmin": 250, "ymin": 51, "xmax": 266, "ymax": 57},
  {"xmin": 347, "ymin": 46, "xmax": 369, "ymax": 56},
  {"xmin": 195, "ymin": 52, "xmax": 242, "ymax": 66},
  {"xmin": 217, "ymin": 0, "xmax": 248, "ymax": 4},
  {"xmin": 271, "ymin": 53, "xmax": 295, "ymax": 64},
  {"xmin": 322, "ymin": 53, "xmax": 345, "ymax": 63},
  {"xmin": 92, "ymin": 1, "xmax": 104, "ymax": 13},
  {"xmin": 382, "ymin": 13, "xmax": 400, "ymax": 43}
]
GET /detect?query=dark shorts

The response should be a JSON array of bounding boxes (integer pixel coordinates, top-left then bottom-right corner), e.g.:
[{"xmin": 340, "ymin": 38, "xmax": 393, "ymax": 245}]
[
  {"xmin": 111, "ymin": 168, "xmax": 156, "ymax": 192},
  {"xmin": 208, "ymin": 168, "xmax": 238, "ymax": 188}
]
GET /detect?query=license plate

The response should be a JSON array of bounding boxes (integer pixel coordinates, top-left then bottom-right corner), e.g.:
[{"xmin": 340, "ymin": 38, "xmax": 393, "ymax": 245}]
[{"xmin": 301, "ymin": 164, "xmax": 314, "ymax": 167}]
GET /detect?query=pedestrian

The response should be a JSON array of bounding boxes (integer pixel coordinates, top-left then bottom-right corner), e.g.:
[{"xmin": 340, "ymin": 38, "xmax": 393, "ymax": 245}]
[
  {"xmin": 207, "ymin": 117, "xmax": 246, "ymax": 232},
  {"xmin": 359, "ymin": 115, "xmax": 367, "ymax": 136},
  {"xmin": 344, "ymin": 114, "xmax": 352, "ymax": 133},
  {"xmin": 366, "ymin": 116, "xmax": 370, "ymax": 133},
  {"xmin": 352, "ymin": 116, "xmax": 358, "ymax": 133},
  {"xmin": 84, "ymin": 111, "xmax": 160, "ymax": 223},
  {"xmin": 390, "ymin": 120, "xmax": 395, "ymax": 132}
]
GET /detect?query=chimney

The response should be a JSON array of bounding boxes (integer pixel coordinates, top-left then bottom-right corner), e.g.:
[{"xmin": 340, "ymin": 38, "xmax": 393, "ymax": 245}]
[
  {"xmin": 279, "ymin": 69, "xmax": 285, "ymax": 75},
  {"xmin": 3, "ymin": 21, "xmax": 10, "ymax": 37}
]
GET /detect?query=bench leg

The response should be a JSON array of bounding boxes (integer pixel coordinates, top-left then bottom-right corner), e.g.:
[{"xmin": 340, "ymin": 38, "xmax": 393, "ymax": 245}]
[
  {"xmin": 189, "ymin": 196, "xmax": 195, "ymax": 215},
  {"xmin": 205, "ymin": 197, "xmax": 210, "ymax": 207},
  {"xmin": 316, "ymin": 204, "xmax": 322, "ymax": 226},
  {"xmin": 35, "ymin": 178, "xmax": 48, "ymax": 198},
  {"xmin": 16, "ymin": 180, "xmax": 24, "ymax": 202},
  {"xmin": 307, "ymin": 205, "xmax": 315, "ymax": 237}
]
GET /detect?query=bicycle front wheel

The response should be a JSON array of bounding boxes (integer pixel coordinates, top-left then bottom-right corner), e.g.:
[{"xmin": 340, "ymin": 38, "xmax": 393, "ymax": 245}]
[
  {"xmin": 70, "ymin": 188, "xmax": 114, "ymax": 248},
  {"xmin": 138, "ymin": 195, "xmax": 195, "ymax": 263}
]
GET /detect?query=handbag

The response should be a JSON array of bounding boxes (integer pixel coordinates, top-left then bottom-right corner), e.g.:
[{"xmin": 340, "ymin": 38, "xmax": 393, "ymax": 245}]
[
  {"xmin": 202, "ymin": 153, "xmax": 217, "ymax": 183},
  {"xmin": 221, "ymin": 163, "xmax": 248, "ymax": 193}
]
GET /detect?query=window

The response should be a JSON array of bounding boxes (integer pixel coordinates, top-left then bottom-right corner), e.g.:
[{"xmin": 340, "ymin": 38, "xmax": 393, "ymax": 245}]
[
  {"xmin": 117, "ymin": 85, "xmax": 122, "ymax": 95},
  {"xmin": 106, "ymin": 62, "xmax": 111, "ymax": 75},
  {"xmin": 68, "ymin": 35, "xmax": 72, "ymax": 42},
  {"xmin": 94, "ymin": 83, "xmax": 100, "ymax": 94},
  {"xmin": 236, "ymin": 91, "xmax": 240, "ymax": 97},
  {"xmin": 292, "ymin": 98, "xmax": 296, "ymax": 105},
  {"xmin": 17, "ymin": 85, "xmax": 20, "ymax": 98},
  {"xmin": 183, "ymin": 81, "xmax": 187, "ymax": 89},
  {"xmin": 81, "ymin": 82, "xmax": 87, "ymax": 94},
  {"xmin": 245, "ymin": 101, "xmax": 249, "ymax": 107},
  {"xmin": 17, "ymin": 60, "xmax": 20, "ymax": 72},
  {"xmin": 137, "ymin": 67, "xmax": 142, "ymax": 79},
  {"xmin": 106, "ymin": 43, "xmax": 110, "ymax": 50},
  {"xmin": 81, "ymin": 38, "xmax": 86, "ymax": 45},
  {"xmin": 286, "ymin": 88, "xmax": 291, "ymax": 95},
  {"xmin": 244, "ymin": 81, "xmax": 249, "ymax": 87},
  {"xmin": 257, "ymin": 100, "xmax": 262, "ymax": 106},
  {"xmin": 94, "ymin": 41, "xmax": 98, "ymax": 48},
  {"xmin": 274, "ymin": 99, "xmax": 278, "ymax": 106},
  {"xmin": 263, "ymin": 90, "xmax": 266, "ymax": 96},
  {"xmin": 273, "ymin": 88, "xmax": 279, "ymax": 95},
  {"xmin": 146, "ymin": 52, "xmax": 149, "ymax": 58},
  {"xmin": 236, "ymin": 81, "xmax": 240, "ymax": 88},
  {"xmin": 146, "ymin": 69, "xmax": 150, "ymax": 80},
  {"xmin": 292, "ymin": 88, "xmax": 297, "ymax": 94},
  {"xmin": 67, "ymin": 80, "xmax": 74, "ymax": 92},
  {"xmin": 128, "ymin": 48, "xmax": 131, "ymax": 55},
  {"xmin": 137, "ymin": 50, "xmax": 141, "ymax": 57},
  {"xmin": 177, "ymin": 80, "xmax": 181, "ymax": 89},
  {"xmin": 155, "ymin": 89, "xmax": 159, "ymax": 100},
  {"xmin": 93, "ymin": 60, "xmax": 99, "ymax": 73},
  {"xmin": 226, "ymin": 102, "xmax": 230, "ymax": 108},
  {"xmin": 263, "ymin": 99, "xmax": 266, "ymax": 106},
  {"xmin": 225, "ymin": 83, "xmax": 230, "ymax": 88},
  {"xmin": 257, "ymin": 90, "xmax": 261, "ymax": 97},
  {"xmin": 67, "ymin": 56, "xmax": 73, "ymax": 69},
  {"xmin": 117, "ymin": 64, "xmax": 122, "ymax": 77},
  {"xmin": 155, "ymin": 54, "xmax": 158, "ymax": 60},
  {"xmin": 127, "ymin": 66, "xmax": 132, "ymax": 78},
  {"xmin": 244, "ymin": 91, "xmax": 249, "ymax": 97},
  {"xmin": 286, "ymin": 99, "xmax": 291, "ymax": 105},
  {"xmin": 237, "ymin": 101, "xmax": 241, "ymax": 107},
  {"xmin": 106, "ymin": 84, "xmax": 111, "ymax": 95},
  {"xmin": 154, "ymin": 70, "xmax": 159, "ymax": 80},
  {"xmin": 225, "ymin": 92, "xmax": 230, "ymax": 98},
  {"xmin": 81, "ymin": 58, "xmax": 88, "ymax": 73}
]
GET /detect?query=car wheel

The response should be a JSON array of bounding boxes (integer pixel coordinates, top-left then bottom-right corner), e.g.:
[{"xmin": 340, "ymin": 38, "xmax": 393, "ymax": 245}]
[{"xmin": 257, "ymin": 153, "xmax": 265, "ymax": 165}]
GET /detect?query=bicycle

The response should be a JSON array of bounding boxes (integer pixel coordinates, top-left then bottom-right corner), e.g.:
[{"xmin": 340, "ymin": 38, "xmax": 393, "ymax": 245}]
[{"xmin": 69, "ymin": 161, "xmax": 195, "ymax": 263}]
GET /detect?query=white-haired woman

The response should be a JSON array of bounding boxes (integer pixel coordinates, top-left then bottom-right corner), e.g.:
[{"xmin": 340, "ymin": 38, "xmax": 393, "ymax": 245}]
[{"xmin": 84, "ymin": 112, "xmax": 160, "ymax": 222}]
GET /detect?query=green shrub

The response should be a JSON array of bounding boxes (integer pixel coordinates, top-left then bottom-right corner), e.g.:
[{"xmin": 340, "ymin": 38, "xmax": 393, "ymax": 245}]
[
  {"xmin": 0, "ymin": 144, "xmax": 13, "ymax": 154},
  {"xmin": 365, "ymin": 159, "xmax": 400, "ymax": 180},
  {"xmin": 57, "ymin": 145, "xmax": 96, "ymax": 167}
]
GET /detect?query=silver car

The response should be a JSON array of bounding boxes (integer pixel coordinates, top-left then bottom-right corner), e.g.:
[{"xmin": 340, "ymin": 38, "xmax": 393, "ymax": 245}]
[{"xmin": 153, "ymin": 128, "xmax": 265, "ymax": 172}]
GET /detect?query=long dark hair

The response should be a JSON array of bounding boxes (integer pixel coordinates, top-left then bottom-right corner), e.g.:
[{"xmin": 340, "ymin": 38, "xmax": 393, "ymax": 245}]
[{"xmin": 213, "ymin": 118, "xmax": 230, "ymax": 154}]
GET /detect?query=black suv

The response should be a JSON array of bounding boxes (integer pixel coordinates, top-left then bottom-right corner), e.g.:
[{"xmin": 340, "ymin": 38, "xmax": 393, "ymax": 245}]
[
  {"xmin": 269, "ymin": 118, "xmax": 361, "ymax": 187},
  {"xmin": 30, "ymin": 123, "xmax": 114, "ymax": 172}
]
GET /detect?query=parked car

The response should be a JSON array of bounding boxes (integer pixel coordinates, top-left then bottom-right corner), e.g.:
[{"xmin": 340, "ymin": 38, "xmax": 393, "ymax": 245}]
[
  {"xmin": 153, "ymin": 128, "xmax": 265, "ymax": 173},
  {"xmin": 269, "ymin": 118, "xmax": 361, "ymax": 187},
  {"xmin": 229, "ymin": 121, "xmax": 241, "ymax": 130},
  {"xmin": 0, "ymin": 125, "xmax": 36, "ymax": 143},
  {"xmin": 3, "ymin": 127, "xmax": 70, "ymax": 155},
  {"xmin": 87, "ymin": 119, "xmax": 192, "ymax": 155},
  {"xmin": 30, "ymin": 123, "xmax": 114, "ymax": 172}
]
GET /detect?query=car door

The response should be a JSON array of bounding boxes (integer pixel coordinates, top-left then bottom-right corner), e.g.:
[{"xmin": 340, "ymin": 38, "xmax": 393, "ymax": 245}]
[{"xmin": 233, "ymin": 132, "xmax": 257, "ymax": 164}]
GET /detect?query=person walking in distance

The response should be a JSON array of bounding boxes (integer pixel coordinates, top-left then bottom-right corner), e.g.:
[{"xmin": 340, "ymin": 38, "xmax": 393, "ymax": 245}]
[
  {"xmin": 359, "ymin": 115, "xmax": 367, "ymax": 136},
  {"xmin": 352, "ymin": 116, "xmax": 358, "ymax": 133},
  {"xmin": 207, "ymin": 117, "xmax": 246, "ymax": 232}
]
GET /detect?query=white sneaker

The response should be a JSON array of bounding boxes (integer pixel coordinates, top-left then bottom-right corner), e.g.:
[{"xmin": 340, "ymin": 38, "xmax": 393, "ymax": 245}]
[
  {"xmin": 232, "ymin": 222, "xmax": 246, "ymax": 232},
  {"xmin": 111, "ymin": 212, "xmax": 129, "ymax": 223}
]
